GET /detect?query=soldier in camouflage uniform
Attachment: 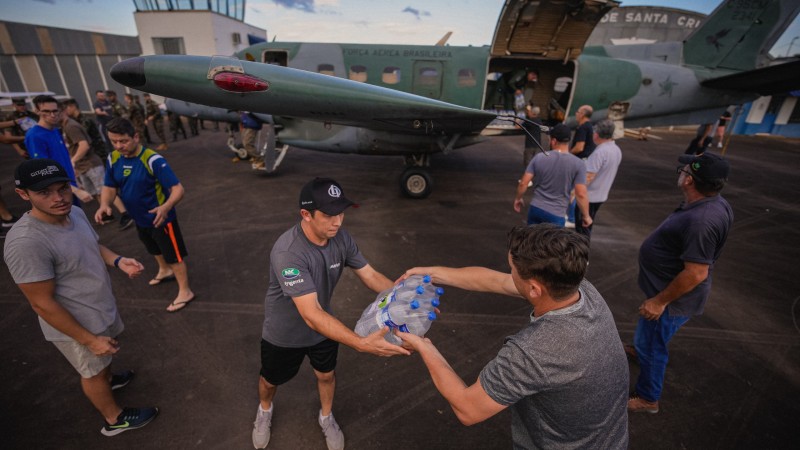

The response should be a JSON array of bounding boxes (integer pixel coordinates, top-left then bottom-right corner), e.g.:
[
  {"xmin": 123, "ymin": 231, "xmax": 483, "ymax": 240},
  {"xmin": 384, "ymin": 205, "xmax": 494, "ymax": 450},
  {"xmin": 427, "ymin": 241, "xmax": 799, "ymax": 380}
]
[
  {"xmin": 144, "ymin": 93, "xmax": 168, "ymax": 151},
  {"xmin": 125, "ymin": 93, "xmax": 148, "ymax": 144},
  {"xmin": 2, "ymin": 98, "xmax": 38, "ymax": 158},
  {"xmin": 107, "ymin": 91, "xmax": 128, "ymax": 119}
]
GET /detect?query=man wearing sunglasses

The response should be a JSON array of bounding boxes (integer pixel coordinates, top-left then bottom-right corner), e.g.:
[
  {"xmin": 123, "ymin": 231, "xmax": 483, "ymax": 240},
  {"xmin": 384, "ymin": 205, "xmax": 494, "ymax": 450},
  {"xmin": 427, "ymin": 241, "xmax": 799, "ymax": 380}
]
[{"xmin": 627, "ymin": 153, "xmax": 733, "ymax": 414}]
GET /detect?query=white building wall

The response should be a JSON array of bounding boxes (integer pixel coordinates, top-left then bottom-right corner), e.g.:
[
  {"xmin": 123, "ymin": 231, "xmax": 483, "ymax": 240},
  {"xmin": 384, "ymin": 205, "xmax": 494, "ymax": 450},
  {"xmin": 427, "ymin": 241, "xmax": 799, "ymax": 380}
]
[
  {"xmin": 134, "ymin": 11, "xmax": 266, "ymax": 57},
  {"xmin": 210, "ymin": 14, "xmax": 266, "ymax": 56}
]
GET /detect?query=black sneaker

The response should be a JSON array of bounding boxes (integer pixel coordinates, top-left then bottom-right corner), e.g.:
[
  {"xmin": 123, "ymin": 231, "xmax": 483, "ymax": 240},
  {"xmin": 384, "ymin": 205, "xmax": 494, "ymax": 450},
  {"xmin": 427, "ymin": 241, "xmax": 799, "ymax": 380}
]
[
  {"xmin": 119, "ymin": 212, "xmax": 133, "ymax": 230},
  {"xmin": 101, "ymin": 407, "xmax": 159, "ymax": 436},
  {"xmin": 1, "ymin": 215, "xmax": 19, "ymax": 228},
  {"xmin": 110, "ymin": 370, "xmax": 135, "ymax": 391},
  {"xmin": 100, "ymin": 213, "xmax": 116, "ymax": 224}
]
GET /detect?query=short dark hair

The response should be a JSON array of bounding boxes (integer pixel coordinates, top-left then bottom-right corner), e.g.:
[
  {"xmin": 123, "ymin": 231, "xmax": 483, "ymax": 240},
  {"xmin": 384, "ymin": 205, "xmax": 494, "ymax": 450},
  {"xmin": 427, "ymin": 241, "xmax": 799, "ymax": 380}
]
[
  {"xmin": 106, "ymin": 117, "xmax": 136, "ymax": 137},
  {"xmin": 61, "ymin": 98, "xmax": 79, "ymax": 109},
  {"xmin": 507, "ymin": 224, "xmax": 589, "ymax": 300},
  {"xmin": 96, "ymin": 90, "xmax": 105, "ymax": 95},
  {"xmin": 106, "ymin": 90, "xmax": 117, "ymax": 96},
  {"xmin": 33, "ymin": 95, "xmax": 58, "ymax": 109}
]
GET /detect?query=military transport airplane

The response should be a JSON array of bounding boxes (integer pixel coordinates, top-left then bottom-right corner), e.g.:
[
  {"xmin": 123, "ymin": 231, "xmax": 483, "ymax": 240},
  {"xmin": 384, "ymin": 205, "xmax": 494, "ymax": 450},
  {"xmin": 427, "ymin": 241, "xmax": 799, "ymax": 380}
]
[{"xmin": 110, "ymin": 0, "xmax": 800, "ymax": 198}]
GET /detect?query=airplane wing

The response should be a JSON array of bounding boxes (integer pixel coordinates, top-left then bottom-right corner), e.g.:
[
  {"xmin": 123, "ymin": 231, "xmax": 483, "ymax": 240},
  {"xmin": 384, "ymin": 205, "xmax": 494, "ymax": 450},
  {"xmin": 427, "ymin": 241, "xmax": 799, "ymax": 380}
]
[
  {"xmin": 111, "ymin": 55, "xmax": 496, "ymax": 135},
  {"xmin": 700, "ymin": 59, "xmax": 800, "ymax": 96}
]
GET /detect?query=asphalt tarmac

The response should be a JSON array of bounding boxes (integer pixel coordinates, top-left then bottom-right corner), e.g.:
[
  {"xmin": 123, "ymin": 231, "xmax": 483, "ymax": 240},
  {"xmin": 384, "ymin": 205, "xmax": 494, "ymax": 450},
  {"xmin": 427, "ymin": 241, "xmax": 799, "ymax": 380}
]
[{"xmin": 1, "ymin": 127, "xmax": 798, "ymax": 450}]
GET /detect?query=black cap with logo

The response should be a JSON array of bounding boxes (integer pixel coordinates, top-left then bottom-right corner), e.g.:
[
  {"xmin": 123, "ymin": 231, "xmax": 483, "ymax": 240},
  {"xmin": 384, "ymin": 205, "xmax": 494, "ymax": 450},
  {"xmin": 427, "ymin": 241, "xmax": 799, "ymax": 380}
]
[
  {"xmin": 15, "ymin": 159, "xmax": 72, "ymax": 191},
  {"xmin": 678, "ymin": 152, "xmax": 730, "ymax": 181},
  {"xmin": 299, "ymin": 177, "xmax": 357, "ymax": 216}
]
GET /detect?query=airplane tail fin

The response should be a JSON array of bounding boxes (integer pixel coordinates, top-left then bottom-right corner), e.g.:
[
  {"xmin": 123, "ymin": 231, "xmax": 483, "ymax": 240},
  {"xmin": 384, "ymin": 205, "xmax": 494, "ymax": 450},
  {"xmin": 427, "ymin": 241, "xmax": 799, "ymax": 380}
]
[{"xmin": 683, "ymin": 0, "xmax": 800, "ymax": 71}]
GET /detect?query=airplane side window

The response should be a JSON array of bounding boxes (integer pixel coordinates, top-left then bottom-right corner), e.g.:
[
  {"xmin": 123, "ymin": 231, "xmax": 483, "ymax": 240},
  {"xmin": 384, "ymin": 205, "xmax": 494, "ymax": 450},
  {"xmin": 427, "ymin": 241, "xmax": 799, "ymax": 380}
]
[
  {"xmin": 318, "ymin": 64, "xmax": 336, "ymax": 76},
  {"xmin": 417, "ymin": 67, "xmax": 440, "ymax": 86},
  {"xmin": 382, "ymin": 66, "xmax": 401, "ymax": 84},
  {"xmin": 349, "ymin": 65, "xmax": 367, "ymax": 82},
  {"xmin": 457, "ymin": 68, "xmax": 476, "ymax": 87}
]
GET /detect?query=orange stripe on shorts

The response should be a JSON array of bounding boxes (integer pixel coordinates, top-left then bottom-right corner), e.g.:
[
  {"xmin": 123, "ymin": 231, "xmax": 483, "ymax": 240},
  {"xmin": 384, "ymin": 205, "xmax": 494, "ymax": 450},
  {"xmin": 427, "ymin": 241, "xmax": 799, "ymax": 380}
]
[{"xmin": 164, "ymin": 222, "xmax": 183, "ymax": 263}]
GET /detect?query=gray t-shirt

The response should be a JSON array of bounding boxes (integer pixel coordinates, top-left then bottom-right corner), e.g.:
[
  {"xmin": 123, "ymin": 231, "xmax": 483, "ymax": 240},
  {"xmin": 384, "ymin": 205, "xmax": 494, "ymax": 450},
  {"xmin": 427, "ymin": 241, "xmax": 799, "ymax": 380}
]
[
  {"xmin": 526, "ymin": 151, "xmax": 586, "ymax": 216},
  {"xmin": 585, "ymin": 140, "xmax": 622, "ymax": 204},
  {"xmin": 263, "ymin": 223, "xmax": 368, "ymax": 347},
  {"xmin": 4, "ymin": 207, "xmax": 121, "ymax": 342},
  {"xmin": 479, "ymin": 280, "xmax": 629, "ymax": 450}
]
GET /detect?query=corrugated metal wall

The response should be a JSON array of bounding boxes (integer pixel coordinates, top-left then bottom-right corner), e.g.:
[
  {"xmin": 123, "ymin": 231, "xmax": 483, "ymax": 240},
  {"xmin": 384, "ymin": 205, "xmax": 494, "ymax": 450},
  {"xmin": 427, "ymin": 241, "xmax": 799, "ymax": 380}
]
[{"xmin": 0, "ymin": 21, "xmax": 141, "ymax": 112}]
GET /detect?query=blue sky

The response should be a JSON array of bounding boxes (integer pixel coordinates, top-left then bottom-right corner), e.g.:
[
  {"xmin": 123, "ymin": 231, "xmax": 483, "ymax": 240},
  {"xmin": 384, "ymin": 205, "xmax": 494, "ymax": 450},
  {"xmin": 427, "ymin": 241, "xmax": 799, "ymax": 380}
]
[{"xmin": 4, "ymin": 0, "xmax": 799, "ymax": 56}]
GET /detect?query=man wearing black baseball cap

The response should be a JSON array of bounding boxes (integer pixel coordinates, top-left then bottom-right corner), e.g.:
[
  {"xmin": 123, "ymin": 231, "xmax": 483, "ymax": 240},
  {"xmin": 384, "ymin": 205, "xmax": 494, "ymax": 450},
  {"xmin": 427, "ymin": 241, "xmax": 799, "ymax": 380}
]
[
  {"xmin": 627, "ymin": 152, "xmax": 733, "ymax": 414},
  {"xmin": 251, "ymin": 177, "xmax": 408, "ymax": 449},
  {"xmin": 4, "ymin": 158, "xmax": 159, "ymax": 435}
]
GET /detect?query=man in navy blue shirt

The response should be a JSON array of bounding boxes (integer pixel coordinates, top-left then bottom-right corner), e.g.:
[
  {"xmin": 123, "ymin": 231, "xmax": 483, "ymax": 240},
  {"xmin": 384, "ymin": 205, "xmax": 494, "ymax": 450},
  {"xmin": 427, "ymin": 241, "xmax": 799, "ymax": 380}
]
[
  {"xmin": 94, "ymin": 118, "xmax": 194, "ymax": 313},
  {"xmin": 627, "ymin": 153, "xmax": 733, "ymax": 414}
]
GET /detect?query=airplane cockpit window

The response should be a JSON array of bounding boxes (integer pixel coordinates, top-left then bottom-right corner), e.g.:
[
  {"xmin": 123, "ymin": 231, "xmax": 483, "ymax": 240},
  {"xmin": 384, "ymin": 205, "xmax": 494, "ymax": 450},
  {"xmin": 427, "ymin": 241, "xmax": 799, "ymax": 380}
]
[
  {"xmin": 382, "ymin": 66, "xmax": 401, "ymax": 84},
  {"xmin": 457, "ymin": 68, "xmax": 477, "ymax": 87},
  {"xmin": 417, "ymin": 67, "xmax": 440, "ymax": 86},
  {"xmin": 318, "ymin": 64, "xmax": 336, "ymax": 76},
  {"xmin": 349, "ymin": 65, "xmax": 367, "ymax": 82}
]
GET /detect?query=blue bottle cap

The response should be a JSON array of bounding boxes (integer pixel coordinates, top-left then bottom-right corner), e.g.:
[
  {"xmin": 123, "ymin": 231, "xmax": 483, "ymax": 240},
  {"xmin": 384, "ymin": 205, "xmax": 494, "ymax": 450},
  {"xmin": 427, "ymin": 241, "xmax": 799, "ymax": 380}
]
[
  {"xmin": 428, "ymin": 311, "xmax": 437, "ymax": 321},
  {"xmin": 416, "ymin": 286, "xmax": 424, "ymax": 294},
  {"xmin": 423, "ymin": 275, "xmax": 431, "ymax": 283},
  {"xmin": 431, "ymin": 298, "xmax": 440, "ymax": 307},
  {"xmin": 410, "ymin": 300, "xmax": 420, "ymax": 309}
]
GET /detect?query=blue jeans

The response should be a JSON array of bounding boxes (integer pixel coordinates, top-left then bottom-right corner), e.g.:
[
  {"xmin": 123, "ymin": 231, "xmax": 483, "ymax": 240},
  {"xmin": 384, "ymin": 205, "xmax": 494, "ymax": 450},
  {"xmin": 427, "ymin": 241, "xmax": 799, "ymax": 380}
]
[
  {"xmin": 527, "ymin": 205, "xmax": 565, "ymax": 227},
  {"xmin": 633, "ymin": 311, "xmax": 690, "ymax": 402},
  {"xmin": 567, "ymin": 199, "xmax": 576, "ymax": 223}
]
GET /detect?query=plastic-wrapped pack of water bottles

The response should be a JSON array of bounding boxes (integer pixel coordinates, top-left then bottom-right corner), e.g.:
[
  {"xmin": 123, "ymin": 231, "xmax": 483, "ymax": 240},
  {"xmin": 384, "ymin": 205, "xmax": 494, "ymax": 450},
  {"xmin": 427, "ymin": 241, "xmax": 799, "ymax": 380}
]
[{"xmin": 354, "ymin": 274, "xmax": 443, "ymax": 344}]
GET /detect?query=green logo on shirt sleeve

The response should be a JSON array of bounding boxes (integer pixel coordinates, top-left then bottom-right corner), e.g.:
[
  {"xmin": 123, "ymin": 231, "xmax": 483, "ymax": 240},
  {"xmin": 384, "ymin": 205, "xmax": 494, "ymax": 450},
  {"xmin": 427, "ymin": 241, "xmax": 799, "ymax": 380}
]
[{"xmin": 282, "ymin": 268, "xmax": 300, "ymax": 279}]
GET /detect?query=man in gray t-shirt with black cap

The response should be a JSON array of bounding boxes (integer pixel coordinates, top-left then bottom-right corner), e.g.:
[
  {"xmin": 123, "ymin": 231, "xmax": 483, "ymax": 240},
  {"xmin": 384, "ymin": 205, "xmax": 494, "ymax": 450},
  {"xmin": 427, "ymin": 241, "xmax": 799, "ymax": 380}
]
[
  {"xmin": 252, "ymin": 177, "xmax": 410, "ymax": 450},
  {"xmin": 4, "ymin": 158, "xmax": 158, "ymax": 436},
  {"xmin": 514, "ymin": 124, "xmax": 591, "ymax": 228}
]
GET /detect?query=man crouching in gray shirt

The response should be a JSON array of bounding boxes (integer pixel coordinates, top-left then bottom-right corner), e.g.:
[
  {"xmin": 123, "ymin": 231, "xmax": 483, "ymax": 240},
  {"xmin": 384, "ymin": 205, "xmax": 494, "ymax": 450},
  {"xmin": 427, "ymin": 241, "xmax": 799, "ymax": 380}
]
[{"xmin": 399, "ymin": 224, "xmax": 628, "ymax": 449}]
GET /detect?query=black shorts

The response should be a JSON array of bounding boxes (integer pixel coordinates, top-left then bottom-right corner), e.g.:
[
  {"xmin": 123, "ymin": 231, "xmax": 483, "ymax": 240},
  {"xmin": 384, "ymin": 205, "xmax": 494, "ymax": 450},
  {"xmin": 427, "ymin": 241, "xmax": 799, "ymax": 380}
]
[
  {"xmin": 136, "ymin": 218, "xmax": 188, "ymax": 264},
  {"xmin": 260, "ymin": 338, "xmax": 339, "ymax": 386}
]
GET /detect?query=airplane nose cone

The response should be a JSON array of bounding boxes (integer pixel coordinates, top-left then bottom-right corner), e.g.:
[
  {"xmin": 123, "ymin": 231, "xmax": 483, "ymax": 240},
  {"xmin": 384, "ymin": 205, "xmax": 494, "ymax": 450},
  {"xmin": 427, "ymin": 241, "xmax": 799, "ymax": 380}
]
[{"xmin": 110, "ymin": 57, "xmax": 146, "ymax": 88}]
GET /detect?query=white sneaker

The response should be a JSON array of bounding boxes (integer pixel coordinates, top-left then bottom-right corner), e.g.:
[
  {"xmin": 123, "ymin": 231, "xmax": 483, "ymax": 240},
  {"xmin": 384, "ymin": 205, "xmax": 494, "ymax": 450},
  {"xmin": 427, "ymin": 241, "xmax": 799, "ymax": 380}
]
[
  {"xmin": 319, "ymin": 411, "xmax": 344, "ymax": 450},
  {"xmin": 252, "ymin": 405, "xmax": 272, "ymax": 449},
  {"xmin": 564, "ymin": 220, "xmax": 576, "ymax": 229},
  {"xmin": 717, "ymin": 142, "xmax": 723, "ymax": 148}
]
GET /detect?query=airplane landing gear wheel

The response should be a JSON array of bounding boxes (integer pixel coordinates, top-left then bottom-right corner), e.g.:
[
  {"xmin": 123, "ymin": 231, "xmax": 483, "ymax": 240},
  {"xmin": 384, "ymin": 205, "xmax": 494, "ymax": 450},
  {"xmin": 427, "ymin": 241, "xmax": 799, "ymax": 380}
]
[
  {"xmin": 401, "ymin": 168, "xmax": 433, "ymax": 199},
  {"xmin": 227, "ymin": 136, "xmax": 249, "ymax": 160}
]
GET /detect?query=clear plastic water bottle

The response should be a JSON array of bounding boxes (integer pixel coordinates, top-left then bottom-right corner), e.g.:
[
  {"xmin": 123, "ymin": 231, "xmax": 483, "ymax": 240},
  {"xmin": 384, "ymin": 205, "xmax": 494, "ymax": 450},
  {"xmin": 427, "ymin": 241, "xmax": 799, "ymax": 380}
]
[
  {"xmin": 394, "ymin": 274, "xmax": 444, "ymax": 306},
  {"xmin": 379, "ymin": 300, "xmax": 437, "ymax": 345},
  {"xmin": 354, "ymin": 286, "xmax": 395, "ymax": 336},
  {"xmin": 354, "ymin": 275, "xmax": 442, "ymax": 343}
]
